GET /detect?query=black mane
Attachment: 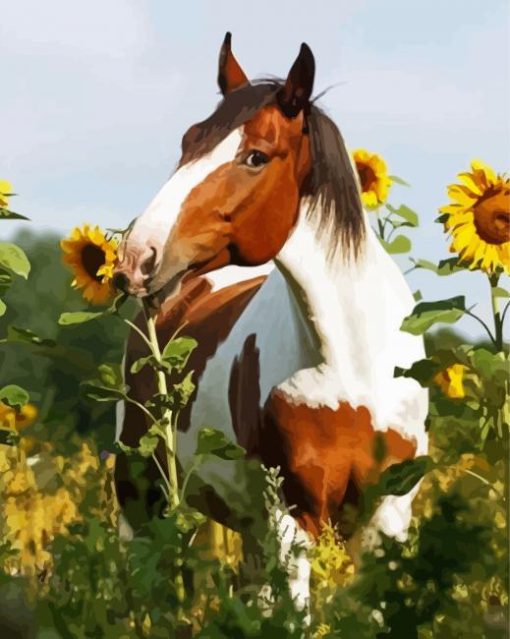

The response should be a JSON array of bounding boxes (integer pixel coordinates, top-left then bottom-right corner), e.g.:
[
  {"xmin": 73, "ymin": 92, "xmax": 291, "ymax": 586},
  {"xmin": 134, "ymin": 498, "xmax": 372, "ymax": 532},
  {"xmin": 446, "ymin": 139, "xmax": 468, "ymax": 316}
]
[{"xmin": 179, "ymin": 81, "xmax": 365, "ymax": 257}]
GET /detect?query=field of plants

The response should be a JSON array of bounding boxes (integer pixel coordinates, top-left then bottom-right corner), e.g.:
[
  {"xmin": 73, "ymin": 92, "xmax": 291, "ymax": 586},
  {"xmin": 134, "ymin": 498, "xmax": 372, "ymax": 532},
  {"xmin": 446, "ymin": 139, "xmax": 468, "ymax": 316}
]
[{"xmin": 0, "ymin": 155, "xmax": 508, "ymax": 639}]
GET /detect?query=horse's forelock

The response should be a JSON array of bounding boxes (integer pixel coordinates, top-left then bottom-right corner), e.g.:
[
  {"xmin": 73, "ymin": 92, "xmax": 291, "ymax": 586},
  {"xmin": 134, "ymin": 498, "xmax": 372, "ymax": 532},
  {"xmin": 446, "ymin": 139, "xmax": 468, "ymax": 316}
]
[{"xmin": 179, "ymin": 81, "xmax": 281, "ymax": 166}]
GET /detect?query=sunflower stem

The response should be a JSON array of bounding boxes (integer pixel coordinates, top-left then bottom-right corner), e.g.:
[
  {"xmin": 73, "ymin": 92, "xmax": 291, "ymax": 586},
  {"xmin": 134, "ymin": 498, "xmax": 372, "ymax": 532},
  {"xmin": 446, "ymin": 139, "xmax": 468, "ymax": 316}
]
[
  {"xmin": 143, "ymin": 306, "xmax": 180, "ymax": 512},
  {"xmin": 142, "ymin": 305, "xmax": 188, "ymax": 621},
  {"xmin": 464, "ymin": 308, "xmax": 498, "ymax": 348},
  {"xmin": 376, "ymin": 208, "xmax": 385, "ymax": 241},
  {"xmin": 489, "ymin": 273, "xmax": 504, "ymax": 352}
]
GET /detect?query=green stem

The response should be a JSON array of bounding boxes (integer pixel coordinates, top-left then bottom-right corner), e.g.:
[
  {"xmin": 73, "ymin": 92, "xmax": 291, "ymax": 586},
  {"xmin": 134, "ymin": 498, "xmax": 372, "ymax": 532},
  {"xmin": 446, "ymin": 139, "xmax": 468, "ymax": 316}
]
[
  {"xmin": 465, "ymin": 308, "xmax": 498, "ymax": 348},
  {"xmin": 144, "ymin": 308, "xmax": 180, "ymax": 511},
  {"xmin": 489, "ymin": 273, "xmax": 504, "ymax": 352},
  {"xmin": 376, "ymin": 208, "xmax": 385, "ymax": 241},
  {"xmin": 124, "ymin": 396, "xmax": 158, "ymax": 424},
  {"xmin": 123, "ymin": 318, "xmax": 153, "ymax": 350},
  {"xmin": 143, "ymin": 305, "xmax": 188, "ymax": 622}
]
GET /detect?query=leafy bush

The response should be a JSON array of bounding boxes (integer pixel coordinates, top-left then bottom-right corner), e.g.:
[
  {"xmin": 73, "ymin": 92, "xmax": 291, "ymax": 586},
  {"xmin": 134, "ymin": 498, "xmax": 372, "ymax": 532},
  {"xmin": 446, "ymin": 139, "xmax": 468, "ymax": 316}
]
[{"xmin": 0, "ymin": 159, "xmax": 508, "ymax": 639}]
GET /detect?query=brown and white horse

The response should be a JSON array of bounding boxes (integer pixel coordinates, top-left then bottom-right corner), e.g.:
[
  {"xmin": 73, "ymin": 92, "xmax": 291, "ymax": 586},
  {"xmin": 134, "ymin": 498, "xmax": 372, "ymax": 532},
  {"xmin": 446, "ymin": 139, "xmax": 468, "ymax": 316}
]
[{"xmin": 113, "ymin": 34, "xmax": 428, "ymax": 607}]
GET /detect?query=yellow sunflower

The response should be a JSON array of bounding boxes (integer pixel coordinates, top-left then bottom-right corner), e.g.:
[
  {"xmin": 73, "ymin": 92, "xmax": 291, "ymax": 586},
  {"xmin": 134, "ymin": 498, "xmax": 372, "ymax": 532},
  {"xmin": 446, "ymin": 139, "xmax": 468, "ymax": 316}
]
[
  {"xmin": 439, "ymin": 160, "xmax": 510, "ymax": 274},
  {"xmin": 434, "ymin": 364, "xmax": 466, "ymax": 399},
  {"xmin": 352, "ymin": 149, "xmax": 392, "ymax": 209},
  {"xmin": 0, "ymin": 179, "xmax": 13, "ymax": 209},
  {"xmin": 0, "ymin": 402, "xmax": 38, "ymax": 430},
  {"xmin": 61, "ymin": 225, "xmax": 118, "ymax": 305}
]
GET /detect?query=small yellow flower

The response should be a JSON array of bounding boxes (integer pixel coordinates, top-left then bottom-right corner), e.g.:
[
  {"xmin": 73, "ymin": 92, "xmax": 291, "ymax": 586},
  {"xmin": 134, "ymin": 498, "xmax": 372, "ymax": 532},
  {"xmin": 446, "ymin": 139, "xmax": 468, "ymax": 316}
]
[
  {"xmin": 352, "ymin": 149, "xmax": 392, "ymax": 209},
  {"xmin": 314, "ymin": 623, "xmax": 332, "ymax": 638},
  {"xmin": 61, "ymin": 225, "xmax": 118, "ymax": 305},
  {"xmin": 439, "ymin": 160, "xmax": 510, "ymax": 274},
  {"xmin": 0, "ymin": 402, "xmax": 38, "ymax": 431},
  {"xmin": 0, "ymin": 179, "xmax": 14, "ymax": 209},
  {"xmin": 434, "ymin": 364, "xmax": 466, "ymax": 399},
  {"xmin": 311, "ymin": 522, "xmax": 354, "ymax": 590}
]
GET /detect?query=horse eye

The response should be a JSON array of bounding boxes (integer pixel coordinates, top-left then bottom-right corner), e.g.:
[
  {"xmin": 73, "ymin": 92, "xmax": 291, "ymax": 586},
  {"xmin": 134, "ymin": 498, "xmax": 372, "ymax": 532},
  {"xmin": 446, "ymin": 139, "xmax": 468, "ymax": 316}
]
[{"xmin": 244, "ymin": 150, "xmax": 269, "ymax": 168}]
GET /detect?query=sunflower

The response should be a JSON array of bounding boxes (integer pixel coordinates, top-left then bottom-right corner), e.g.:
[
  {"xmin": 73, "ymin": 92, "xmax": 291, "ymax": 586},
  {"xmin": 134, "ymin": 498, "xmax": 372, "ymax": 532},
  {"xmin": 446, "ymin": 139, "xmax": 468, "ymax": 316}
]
[
  {"xmin": 352, "ymin": 149, "xmax": 392, "ymax": 209},
  {"xmin": 61, "ymin": 225, "xmax": 118, "ymax": 304},
  {"xmin": 434, "ymin": 364, "xmax": 466, "ymax": 399},
  {"xmin": 0, "ymin": 402, "xmax": 38, "ymax": 430},
  {"xmin": 0, "ymin": 179, "xmax": 13, "ymax": 209},
  {"xmin": 439, "ymin": 160, "xmax": 510, "ymax": 274}
]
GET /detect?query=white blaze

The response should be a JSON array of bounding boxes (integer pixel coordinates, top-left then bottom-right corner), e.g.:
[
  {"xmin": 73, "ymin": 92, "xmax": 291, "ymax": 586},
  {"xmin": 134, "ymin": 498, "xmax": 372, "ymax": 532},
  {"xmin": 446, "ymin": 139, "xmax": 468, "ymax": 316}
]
[{"xmin": 127, "ymin": 129, "xmax": 243, "ymax": 253}]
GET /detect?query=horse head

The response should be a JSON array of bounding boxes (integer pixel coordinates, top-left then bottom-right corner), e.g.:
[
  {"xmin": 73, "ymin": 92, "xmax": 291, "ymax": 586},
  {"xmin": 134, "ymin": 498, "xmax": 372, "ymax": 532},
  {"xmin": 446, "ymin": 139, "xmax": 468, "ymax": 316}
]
[{"xmin": 113, "ymin": 33, "xmax": 316, "ymax": 298}]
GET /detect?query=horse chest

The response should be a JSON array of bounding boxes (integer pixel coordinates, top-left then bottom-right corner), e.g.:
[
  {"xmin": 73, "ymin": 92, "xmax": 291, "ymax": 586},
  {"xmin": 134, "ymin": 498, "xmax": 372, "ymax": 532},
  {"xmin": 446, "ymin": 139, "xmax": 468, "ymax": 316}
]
[{"xmin": 178, "ymin": 269, "xmax": 319, "ymax": 468}]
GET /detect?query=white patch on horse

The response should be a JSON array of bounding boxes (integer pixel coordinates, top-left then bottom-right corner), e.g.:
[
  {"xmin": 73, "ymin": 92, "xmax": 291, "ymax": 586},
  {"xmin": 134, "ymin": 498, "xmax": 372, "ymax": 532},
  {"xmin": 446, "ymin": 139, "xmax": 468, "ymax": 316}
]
[
  {"xmin": 276, "ymin": 199, "xmax": 428, "ymax": 451},
  {"xmin": 126, "ymin": 129, "xmax": 243, "ymax": 254}
]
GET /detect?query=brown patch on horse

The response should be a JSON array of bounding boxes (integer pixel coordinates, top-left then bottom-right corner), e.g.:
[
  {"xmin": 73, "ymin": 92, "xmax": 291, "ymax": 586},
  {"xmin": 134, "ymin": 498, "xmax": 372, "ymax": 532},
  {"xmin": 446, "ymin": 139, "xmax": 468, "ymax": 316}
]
[
  {"xmin": 228, "ymin": 333, "xmax": 262, "ymax": 455},
  {"xmin": 261, "ymin": 390, "xmax": 417, "ymax": 538}
]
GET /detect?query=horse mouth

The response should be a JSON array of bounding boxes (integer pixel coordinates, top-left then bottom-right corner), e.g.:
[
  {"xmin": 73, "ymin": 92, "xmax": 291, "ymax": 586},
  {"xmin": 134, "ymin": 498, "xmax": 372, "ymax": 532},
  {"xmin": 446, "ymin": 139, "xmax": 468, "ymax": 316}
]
[{"xmin": 143, "ymin": 267, "xmax": 190, "ymax": 307}]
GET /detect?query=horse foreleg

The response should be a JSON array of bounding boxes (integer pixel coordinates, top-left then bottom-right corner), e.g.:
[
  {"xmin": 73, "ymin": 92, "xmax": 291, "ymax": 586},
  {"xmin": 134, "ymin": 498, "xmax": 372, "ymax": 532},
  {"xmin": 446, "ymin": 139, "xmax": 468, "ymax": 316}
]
[{"xmin": 276, "ymin": 510, "xmax": 313, "ymax": 613}]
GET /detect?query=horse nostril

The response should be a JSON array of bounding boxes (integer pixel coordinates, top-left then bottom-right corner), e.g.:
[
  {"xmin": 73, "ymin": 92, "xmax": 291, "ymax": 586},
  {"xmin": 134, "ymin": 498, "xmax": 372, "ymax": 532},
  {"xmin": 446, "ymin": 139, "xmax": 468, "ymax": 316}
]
[
  {"xmin": 112, "ymin": 272, "xmax": 130, "ymax": 292},
  {"xmin": 140, "ymin": 246, "xmax": 158, "ymax": 277}
]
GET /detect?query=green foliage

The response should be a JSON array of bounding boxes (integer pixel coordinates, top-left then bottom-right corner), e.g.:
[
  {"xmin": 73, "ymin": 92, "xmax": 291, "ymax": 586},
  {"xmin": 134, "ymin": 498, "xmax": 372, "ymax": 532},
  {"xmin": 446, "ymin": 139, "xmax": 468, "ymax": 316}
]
[
  {"xmin": 0, "ymin": 384, "xmax": 30, "ymax": 409},
  {"xmin": 0, "ymin": 241, "xmax": 30, "ymax": 279},
  {"xmin": 1, "ymin": 172, "xmax": 508, "ymax": 639},
  {"xmin": 380, "ymin": 234, "xmax": 412, "ymax": 255},
  {"xmin": 195, "ymin": 428, "xmax": 246, "ymax": 460},
  {"xmin": 401, "ymin": 296, "xmax": 466, "ymax": 334}
]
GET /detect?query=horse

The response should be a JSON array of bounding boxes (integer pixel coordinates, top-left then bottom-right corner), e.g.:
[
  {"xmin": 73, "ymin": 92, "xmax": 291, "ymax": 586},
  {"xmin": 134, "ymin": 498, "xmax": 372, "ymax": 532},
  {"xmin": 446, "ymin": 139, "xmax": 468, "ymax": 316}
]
[{"xmin": 112, "ymin": 33, "xmax": 428, "ymax": 609}]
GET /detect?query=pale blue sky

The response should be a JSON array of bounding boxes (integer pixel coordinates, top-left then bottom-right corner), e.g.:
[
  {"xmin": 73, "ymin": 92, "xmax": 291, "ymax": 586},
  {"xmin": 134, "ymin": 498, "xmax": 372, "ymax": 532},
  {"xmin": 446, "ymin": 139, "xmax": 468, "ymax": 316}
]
[{"xmin": 1, "ymin": 0, "xmax": 509, "ymax": 337}]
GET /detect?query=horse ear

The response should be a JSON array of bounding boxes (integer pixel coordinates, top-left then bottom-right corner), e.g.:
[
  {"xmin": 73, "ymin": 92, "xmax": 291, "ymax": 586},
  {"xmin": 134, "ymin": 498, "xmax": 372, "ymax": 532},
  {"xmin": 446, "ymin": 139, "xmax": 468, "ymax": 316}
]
[
  {"xmin": 277, "ymin": 43, "xmax": 315, "ymax": 118},
  {"xmin": 218, "ymin": 32, "xmax": 249, "ymax": 95}
]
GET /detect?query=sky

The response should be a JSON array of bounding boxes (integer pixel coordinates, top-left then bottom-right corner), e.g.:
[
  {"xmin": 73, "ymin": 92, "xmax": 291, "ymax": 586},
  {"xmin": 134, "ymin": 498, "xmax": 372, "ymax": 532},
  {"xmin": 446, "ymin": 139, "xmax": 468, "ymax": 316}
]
[{"xmin": 1, "ymin": 0, "xmax": 509, "ymax": 338}]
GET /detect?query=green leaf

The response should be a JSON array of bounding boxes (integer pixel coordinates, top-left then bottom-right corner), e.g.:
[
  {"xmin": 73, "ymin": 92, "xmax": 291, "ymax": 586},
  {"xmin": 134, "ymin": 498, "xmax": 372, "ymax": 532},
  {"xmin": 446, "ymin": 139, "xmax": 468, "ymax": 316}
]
[
  {"xmin": 0, "ymin": 384, "xmax": 29, "ymax": 409},
  {"xmin": 138, "ymin": 431, "xmax": 160, "ymax": 458},
  {"xmin": 81, "ymin": 383, "xmax": 125, "ymax": 403},
  {"xmin": 389, "ymin": 175, "xmax": 410, "ymax": 186},
  {"xmin": 0, "ymin": 271, "xmax": 12, "ymax": 296},
  {"xmin": 97, "ymin": 363, "xmax": 124, "ymax": 389},
  {"xmin": 413, "ymin": 290, "xmax": 423, "ymax": 302},
  {"xmin": 172, "ymin": 370, "xmax": 196, "ymax": 409},
  {"xmin": 0, "ymin": 298, "xmax": 5, "ymax": 316},
  {"xmin": 409, "ymin": 257, "xmax": 464, "ymax": 276},
  {"xmin": 436, "ymin": 257, "xmax": 464, "ymax": 276},
  {"xmin": 2, "ymin": 325, "xmax": 56, "ymax": 348},
  {"xmin": 380, "ymin": 234, "xmax": 412, "ymax": 254},
  {"xmin": 387, "ymin": 204, "xmax": 419, "ymax": 227},
  {"xmin": 195, "ymin": 427, "xmax": 245, "ymax": 460},
  {"xmin": 0, "ymin": 242, "xmax": 30, "ymax": 278},
  {"xmin": 130, "ymin": 355, "xmax": 156, "ymax": 374},
  {"xmin": 161, "ymin": 336, "xmax": 198, "ymax": 371},
  {"xmin": 81, "ymin": 363, "xmax": 127, "ymax": 402},
  {"xmin": 0, "ymin": 209, "xmax": 29, "ymax": 221},
  {"xmin": 377, "ymin": 456, "xmax": 434, "ymax": 496},
  {"xmin": 410, "ymin": 258, "xmax": 438, "ymax": 273},
  {"xmin": 401, "ymin": 296, "xmax": 466, "ymax": 335},
  {"xmin": 58, "ymin": 310, "xmax": 104, "ymax": 325}
]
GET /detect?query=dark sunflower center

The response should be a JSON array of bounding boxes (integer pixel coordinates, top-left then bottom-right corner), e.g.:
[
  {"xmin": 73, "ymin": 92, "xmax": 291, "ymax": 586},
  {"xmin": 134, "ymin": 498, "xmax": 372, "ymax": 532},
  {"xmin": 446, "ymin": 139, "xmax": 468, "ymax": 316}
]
[
  {"xmin": 81, "ymin": 244, "xmax": 106, "ymax": 281},
  {"xmin": 473, "ymin": 187, "xmax": 510, "ymax": 245},
  {"xmin": 356, "ymin": 162, "xmax": 377, "ymax": 192}
]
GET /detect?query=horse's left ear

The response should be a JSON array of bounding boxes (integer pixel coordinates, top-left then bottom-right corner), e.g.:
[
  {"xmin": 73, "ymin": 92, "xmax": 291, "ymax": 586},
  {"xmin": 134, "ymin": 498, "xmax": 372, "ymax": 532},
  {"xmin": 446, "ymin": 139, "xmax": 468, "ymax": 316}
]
[
  {"xmin": 218, "ymin": 32, "xmax": 249, "ymax": 95},
  {"xmin": 277, "ymin": 43, "xmax": 315, "ymax": 118}
]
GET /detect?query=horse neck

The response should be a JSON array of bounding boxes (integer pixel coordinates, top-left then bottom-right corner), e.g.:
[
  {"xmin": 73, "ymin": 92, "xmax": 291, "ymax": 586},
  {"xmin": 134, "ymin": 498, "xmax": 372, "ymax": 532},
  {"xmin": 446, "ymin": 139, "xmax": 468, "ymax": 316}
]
[{"xmin": 275, "ymin": 198, "xmax": 416, "ymax": 401}]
